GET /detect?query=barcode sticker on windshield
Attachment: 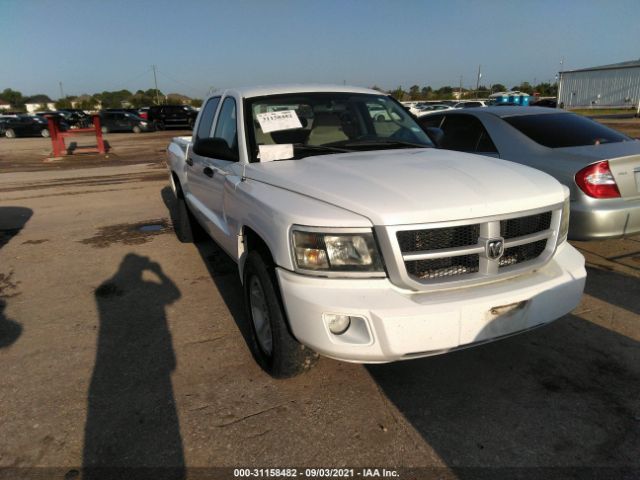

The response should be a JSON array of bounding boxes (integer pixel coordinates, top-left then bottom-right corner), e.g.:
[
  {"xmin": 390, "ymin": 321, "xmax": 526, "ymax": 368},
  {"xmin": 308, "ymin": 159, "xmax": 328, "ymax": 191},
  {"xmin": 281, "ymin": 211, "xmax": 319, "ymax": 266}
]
[
  {"xmin": 256, "ymin": 110, "xmax": 302, "ymax": 133},
  {"xmin": 258, "ymin": 144, "xmax": 294, "ymax": 162}
]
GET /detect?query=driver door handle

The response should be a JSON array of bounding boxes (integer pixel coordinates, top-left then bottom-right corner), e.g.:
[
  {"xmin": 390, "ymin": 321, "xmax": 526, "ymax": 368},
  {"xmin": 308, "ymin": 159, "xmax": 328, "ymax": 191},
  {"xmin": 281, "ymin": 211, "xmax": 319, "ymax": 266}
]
[
  {"xmin": 186, "ymin": 157, "xmax": 194, "ymax": 166},
  {"xmin": 203, "ymin": 166, "xmax": 214, "ymax": 178}
]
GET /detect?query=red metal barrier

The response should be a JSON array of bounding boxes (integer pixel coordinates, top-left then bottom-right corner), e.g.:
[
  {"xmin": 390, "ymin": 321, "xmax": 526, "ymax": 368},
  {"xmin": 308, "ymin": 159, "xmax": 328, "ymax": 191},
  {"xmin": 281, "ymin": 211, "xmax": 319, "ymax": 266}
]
[{"xmin": 47, "ymin": 114, "xmax": 106, "ymax": 157}]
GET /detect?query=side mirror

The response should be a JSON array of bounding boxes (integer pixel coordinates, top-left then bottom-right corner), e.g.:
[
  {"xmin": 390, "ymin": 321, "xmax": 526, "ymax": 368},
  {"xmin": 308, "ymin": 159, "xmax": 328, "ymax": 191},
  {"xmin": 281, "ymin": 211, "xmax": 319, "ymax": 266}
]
[
  {"xmin": 193, "ymin": 137, "xmax": 238, "ymax": 161},
  {"xmin": 425, "ymin": 127, "xmax": 444, "ymax": 147}
]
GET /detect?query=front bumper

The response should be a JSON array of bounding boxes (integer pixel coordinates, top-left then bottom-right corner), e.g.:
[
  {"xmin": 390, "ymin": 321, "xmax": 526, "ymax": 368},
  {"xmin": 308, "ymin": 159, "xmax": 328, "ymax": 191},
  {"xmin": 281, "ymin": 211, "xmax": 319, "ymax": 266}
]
[
  {"xmin": 277, "ymin": 242, "xmax": 586, "ymax": 363},
  {"xmin": 569, "ymin": 197, "xmax": 640, "ymax": 240}
]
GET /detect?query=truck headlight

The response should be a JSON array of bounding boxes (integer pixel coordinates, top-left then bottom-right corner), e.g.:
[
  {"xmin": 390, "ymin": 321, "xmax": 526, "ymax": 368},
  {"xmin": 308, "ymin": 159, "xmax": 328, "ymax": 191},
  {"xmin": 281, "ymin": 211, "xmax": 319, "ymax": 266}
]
[
  {"xmin": 292, "ymin": 229, "xmax": 385, "ymax": 275},
  {"xmin": 559, "ymin": 196, "xmax": 570, "ymax": 243}
]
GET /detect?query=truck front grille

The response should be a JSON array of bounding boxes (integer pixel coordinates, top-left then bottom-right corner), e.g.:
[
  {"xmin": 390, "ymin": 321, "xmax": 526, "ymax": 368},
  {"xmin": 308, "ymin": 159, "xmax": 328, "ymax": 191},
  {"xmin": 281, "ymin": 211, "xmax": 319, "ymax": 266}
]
[{"xmin": 389, "ymin": 207, "xmax": 560, "ymax": 289}]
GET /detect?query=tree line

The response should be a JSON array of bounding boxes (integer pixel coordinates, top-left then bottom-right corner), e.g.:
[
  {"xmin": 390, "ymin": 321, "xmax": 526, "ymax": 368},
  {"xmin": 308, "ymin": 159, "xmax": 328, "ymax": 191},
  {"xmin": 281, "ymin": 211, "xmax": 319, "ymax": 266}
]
[
  {"xmin": 1, "ymin": 81, "xmax": 558, "ymax": 112},
  {"xmin": 0, "ymin": 88, "xmax": 203, "ymax": 111},
  {"xmin": 380, "ymin": 81, "xmax": 558, "ymax": 101}
]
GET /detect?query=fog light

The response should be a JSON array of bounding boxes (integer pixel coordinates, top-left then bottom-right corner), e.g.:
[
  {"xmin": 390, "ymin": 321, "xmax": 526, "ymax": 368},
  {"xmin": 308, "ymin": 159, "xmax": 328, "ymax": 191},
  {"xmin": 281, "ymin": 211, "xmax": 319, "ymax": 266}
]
[{"xmin": 324, "ymin": 313, "xmax": 351, "ymax": 335}]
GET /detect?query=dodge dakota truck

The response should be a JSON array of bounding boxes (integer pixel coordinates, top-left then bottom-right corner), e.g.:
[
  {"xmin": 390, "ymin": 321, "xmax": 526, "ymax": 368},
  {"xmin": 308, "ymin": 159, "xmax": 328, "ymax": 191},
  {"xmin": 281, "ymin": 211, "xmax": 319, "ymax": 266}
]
[{"xmin": 166, "ymin": 85, "xmax": 586, "ymax": 378}]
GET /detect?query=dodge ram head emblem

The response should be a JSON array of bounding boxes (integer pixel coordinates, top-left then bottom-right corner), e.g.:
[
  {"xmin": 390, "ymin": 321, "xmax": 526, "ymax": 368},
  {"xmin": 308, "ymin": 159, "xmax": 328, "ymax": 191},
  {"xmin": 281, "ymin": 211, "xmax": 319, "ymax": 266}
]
[{"xmin": 486, "ymin": 239, "xmax": 504, "ymax": 259}]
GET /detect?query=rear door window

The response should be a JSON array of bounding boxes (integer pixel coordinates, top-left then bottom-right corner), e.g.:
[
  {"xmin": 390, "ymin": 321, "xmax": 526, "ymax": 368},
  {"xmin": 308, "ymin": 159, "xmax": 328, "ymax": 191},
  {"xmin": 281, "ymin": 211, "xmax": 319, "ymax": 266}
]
[
  {"xmin": 503, "ymin": 113, "xmax": 629, "ymax": 148},
  {"xmin": 195, "ymin": 97, "xmax": 220, "ymax": 141},
  {"xmin": 213, "ymin": 97, "xmax": 238, "ymax": 159}
]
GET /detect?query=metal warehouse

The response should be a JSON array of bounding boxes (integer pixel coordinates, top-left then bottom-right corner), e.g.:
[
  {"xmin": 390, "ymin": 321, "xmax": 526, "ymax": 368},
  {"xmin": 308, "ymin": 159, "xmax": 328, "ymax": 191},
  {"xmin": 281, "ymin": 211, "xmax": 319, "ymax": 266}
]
[{"xmin": 558, "ymin": 59, "xmax": 640, "ymax": 109}]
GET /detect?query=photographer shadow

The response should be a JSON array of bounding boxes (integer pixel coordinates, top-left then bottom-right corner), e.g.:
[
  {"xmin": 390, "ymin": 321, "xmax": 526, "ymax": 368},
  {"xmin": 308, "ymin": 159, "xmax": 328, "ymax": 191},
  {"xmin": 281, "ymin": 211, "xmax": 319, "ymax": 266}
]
[
  {"xmin": 83, "ymin": 253, "xmax": 184, "ymax": 479},
  {"xmin": 0, "ymin": 206, "xmax": 32, "ymax": 349}
]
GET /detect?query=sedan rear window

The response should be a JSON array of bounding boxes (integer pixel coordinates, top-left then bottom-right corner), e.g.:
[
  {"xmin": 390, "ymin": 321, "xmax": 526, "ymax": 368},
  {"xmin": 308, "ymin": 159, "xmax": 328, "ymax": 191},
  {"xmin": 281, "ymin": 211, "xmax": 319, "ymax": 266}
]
[{"xmin": 503, "ymin": 113, "xmax": 629, "ymax": 148}]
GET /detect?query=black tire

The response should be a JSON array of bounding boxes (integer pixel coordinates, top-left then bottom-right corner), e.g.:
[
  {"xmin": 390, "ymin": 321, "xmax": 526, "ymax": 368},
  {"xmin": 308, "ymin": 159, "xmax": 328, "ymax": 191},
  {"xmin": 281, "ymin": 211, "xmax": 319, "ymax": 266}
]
[
  {"xmin": 243, "ymin": 250, "xmax": 318, "ymax": 378},
  {"xmin": 5, "ymin": 129, "xmax": 16, "ymax": 138}
]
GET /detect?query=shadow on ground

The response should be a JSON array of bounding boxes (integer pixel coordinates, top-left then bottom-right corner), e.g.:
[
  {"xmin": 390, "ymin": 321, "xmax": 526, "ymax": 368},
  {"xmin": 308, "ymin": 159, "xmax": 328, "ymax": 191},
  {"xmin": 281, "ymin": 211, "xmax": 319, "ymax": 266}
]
[
  {"xmin": 160, "ymin": 186, "xmax": 252, "ymax": 350},
  {"xmin": 0, "ymin": 206, "xmax": 32, "ymax": 348},
  {"xmin": 83, "ymin": 253, "xmax": 185, "ymax": 480},
  {"xmin": 367, "ymin": 312, "xmax": 640, "ymax": 476},
  {"xmin": 584, "ymin": 265, "xmax": 640, "ymax": 315}
]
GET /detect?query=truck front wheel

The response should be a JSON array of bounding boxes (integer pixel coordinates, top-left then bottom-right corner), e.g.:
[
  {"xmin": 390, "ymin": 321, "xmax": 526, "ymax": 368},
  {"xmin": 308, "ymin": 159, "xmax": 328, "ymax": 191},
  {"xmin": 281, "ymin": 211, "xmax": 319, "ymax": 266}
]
[{"xmin": 243, "ymin": 251, "xmax": 318, "ymax": 378}]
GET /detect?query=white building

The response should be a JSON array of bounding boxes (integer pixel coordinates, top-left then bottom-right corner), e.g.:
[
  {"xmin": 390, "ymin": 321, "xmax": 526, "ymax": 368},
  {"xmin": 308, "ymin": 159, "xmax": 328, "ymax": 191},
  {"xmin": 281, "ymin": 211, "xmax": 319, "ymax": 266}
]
[
  {"xmin": 558, "ymin": 59, "xmax": 640, "ymax": 108},
  {"xmin": 25, "ymin": 102, "xmax": 56, "ymax": 113}
]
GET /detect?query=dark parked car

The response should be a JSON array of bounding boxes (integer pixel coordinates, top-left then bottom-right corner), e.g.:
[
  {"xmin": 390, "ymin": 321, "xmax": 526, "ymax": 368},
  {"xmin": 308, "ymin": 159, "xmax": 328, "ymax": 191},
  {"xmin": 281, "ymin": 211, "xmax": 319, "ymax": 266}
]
[
  {"xmin": 416, "ymin": 106, "xmax": 640, "ymax": 240},
  {"xmin": 531, "ymin": 98, "xmax": 558, "ymax": 108},
  {"xmin": 147, "ymin": 105, "xmax": 197, "ymax": 130},
  {"xmin": 35, "ymin": 110, "xmax": 90, "ymax": 128},
  {"xmin": 98, "ymin": 111, "xmax": 151, "ymax": 133},
  {"xmin": 0, "ymin": 115, "xmax": 57, "ymax": 138}
]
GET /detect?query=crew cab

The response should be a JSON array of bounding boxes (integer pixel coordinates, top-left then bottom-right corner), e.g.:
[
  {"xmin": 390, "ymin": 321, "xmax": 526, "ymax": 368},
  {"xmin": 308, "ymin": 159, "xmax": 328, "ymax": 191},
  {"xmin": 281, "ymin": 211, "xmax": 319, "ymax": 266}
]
[{"xmin": 166, "ymin": 85, "xmax": 586, "ymax": 378}]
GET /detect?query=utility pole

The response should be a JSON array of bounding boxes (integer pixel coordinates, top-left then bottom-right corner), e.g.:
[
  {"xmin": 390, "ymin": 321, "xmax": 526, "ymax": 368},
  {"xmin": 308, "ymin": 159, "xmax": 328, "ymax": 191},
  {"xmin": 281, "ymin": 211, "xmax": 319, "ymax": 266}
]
[
  {"xmin": 475, "ymin": 65, "xmax": 481, "ymax": 99},
  {"xmin": 59, "ymin": 81, "xmax": 65, "ymax": 100},
  {"xmin": 459, "ymin": 75, "xmax": 463, "ymax": 101},
  {"xmin": 152, "ymin": 65, "xmax": 160, "ymax": 105},
  {"xmin": 556, "ymin": 56, "xmax": 565, "ymax": 107}
]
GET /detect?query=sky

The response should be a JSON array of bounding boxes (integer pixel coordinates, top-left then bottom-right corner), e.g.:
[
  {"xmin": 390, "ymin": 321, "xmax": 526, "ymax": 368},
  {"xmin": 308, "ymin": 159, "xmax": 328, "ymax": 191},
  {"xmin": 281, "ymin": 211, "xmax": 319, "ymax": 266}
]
[{"xmin": 1, "ymin": 0, "xmax": 639, "ymax": 100}]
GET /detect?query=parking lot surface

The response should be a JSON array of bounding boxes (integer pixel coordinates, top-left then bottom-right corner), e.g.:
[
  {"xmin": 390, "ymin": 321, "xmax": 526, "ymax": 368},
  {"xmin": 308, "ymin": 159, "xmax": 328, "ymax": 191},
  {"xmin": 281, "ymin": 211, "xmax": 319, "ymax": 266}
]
[{"xmin": 0, "ymin": 127, "xmax": 639, "ymax": 477}]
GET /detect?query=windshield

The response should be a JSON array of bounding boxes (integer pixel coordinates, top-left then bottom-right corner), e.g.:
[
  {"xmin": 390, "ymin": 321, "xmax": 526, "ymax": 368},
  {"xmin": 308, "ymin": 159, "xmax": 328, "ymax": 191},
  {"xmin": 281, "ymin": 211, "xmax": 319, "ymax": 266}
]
[
  {"xmin": 503, "ymin": 113, "xmax": 630, "ymax": 148},
  {"xmin": 244, "ymin": 92, "xmax": 433, "ymax": 162}
]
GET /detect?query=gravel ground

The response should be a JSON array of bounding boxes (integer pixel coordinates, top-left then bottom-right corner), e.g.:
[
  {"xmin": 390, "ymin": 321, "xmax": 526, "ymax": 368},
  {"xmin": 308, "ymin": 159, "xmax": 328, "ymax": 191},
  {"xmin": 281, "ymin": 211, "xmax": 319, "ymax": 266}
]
[{"xmin": 0, "ymin": 127, "xmax": 639, "ymax": 479}]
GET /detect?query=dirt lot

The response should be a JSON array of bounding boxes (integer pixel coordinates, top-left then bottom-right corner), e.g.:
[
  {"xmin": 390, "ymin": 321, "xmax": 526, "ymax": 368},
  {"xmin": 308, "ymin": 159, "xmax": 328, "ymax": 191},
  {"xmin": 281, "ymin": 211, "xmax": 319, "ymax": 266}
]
[{"xmin": 0, "ymin": 123, "xmax": 639, "ymax": 479}]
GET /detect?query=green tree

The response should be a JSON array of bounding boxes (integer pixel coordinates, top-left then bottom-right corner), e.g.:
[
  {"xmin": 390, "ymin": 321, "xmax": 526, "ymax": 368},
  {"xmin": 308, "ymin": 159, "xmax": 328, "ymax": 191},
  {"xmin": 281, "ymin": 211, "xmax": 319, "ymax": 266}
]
[
  {"xmin": 420, "ymin": 86, "xmax": 432, "ymax": 99},
  {"xmin": 409, "ymin": 85, "xmax": 421, "ymax": 100},
  {"xmin": 434, "ymin": 86, "xmax": 454, "ymax": 99},
  {"xmin": 512, "ymin": 82, "xmax": 534, "ymax": 95},
  {"xmin": 191, "ymin": 98, "xmax": 203, "ymax": 108},
  {"xmin": 533, "ymin": 82, "xmax": 557, "ymax": 96},
  {"xmin": 491, "ymin": 83, "xmax": 507, "ymax": 93},
  {"xmin": 94, "ymin": 90, "xmax": 133, "ymax": 108},
  {"xmin": 390, "ymin": 86, "xmax": 407, "ymax": 101},
  {"xmin": 55, "ymin": 97, "xmax": 74, "ymax": 109},
  {"xmin": 0, "ymin": 88, "xmax": 25, "ymax": 109}
]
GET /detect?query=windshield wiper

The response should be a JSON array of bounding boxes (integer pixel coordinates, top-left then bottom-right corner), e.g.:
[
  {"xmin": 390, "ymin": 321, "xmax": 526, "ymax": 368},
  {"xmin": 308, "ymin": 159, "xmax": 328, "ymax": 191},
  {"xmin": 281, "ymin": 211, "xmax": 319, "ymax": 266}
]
[
  {"xmin": 340, "ymin": 139, "xmax": 431, "ymax": 149},
  {"xmin": 292, "ymin": 144, "xmax": 352, "ymax": 153}
]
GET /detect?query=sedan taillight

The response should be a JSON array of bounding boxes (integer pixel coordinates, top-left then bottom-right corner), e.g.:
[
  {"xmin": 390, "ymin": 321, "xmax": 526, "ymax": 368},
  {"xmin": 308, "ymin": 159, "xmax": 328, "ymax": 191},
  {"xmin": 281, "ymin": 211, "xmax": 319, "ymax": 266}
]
[{"xmin": 575, "ymin": 161, "xmax": 621, "ymax": 199}]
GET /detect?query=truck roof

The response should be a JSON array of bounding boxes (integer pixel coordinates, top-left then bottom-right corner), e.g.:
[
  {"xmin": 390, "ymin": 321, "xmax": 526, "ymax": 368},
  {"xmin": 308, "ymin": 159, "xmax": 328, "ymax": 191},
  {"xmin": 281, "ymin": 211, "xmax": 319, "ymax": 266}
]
[{"xmin": 220, "ymin": 84, "xmax": 382, "ymax": 99}]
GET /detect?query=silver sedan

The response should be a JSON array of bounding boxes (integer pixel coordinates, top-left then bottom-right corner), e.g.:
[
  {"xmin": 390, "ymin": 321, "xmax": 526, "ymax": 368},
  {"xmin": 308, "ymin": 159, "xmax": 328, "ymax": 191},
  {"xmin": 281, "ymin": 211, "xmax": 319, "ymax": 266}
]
[{"xmin": 417, "ymin": 106, "xmax": 640, "ymax": 240}]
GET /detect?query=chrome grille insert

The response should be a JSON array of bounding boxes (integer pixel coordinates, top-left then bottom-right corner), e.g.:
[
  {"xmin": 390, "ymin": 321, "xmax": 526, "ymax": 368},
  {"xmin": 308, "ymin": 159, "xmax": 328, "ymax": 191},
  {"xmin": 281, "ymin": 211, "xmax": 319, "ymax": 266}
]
[{"xmin": 381, "ymin": 205, "xmax": 563, "ymax": 290}]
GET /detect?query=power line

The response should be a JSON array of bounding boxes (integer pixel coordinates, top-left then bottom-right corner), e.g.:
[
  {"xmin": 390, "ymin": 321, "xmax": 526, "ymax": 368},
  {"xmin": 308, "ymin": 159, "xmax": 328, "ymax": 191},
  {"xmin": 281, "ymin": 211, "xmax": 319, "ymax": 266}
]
[{"xmin": 155, "ymin": 69, "xmax": 204, "ymax": 97}]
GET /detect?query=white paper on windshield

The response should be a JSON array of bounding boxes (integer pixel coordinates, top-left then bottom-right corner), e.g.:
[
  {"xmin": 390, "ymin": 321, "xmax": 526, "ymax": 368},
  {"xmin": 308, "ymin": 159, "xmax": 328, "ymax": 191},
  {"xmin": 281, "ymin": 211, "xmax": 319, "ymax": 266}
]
[
  {"xmin": 256, "ymin": 110, "xmax": 302, "ymax": 133},
  {"xmin": 258, "ymin": 144, "xmax": 294, "ymax": 162}
]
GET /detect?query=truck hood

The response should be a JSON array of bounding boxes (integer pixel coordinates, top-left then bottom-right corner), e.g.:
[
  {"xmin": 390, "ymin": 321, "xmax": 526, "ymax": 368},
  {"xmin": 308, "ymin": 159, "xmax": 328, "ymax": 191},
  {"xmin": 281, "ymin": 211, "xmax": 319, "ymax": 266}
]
[{"xmin": 244, "ymin": 149, "xmax": 565, "ymax": 225}]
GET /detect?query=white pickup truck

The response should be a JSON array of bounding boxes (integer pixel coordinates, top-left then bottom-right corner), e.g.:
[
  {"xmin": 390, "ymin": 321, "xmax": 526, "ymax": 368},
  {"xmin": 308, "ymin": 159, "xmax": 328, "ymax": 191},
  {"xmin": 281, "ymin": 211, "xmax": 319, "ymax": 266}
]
[{"xmin": 166, "ymin": 85, "xmax": 586, "ymax": 378}]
